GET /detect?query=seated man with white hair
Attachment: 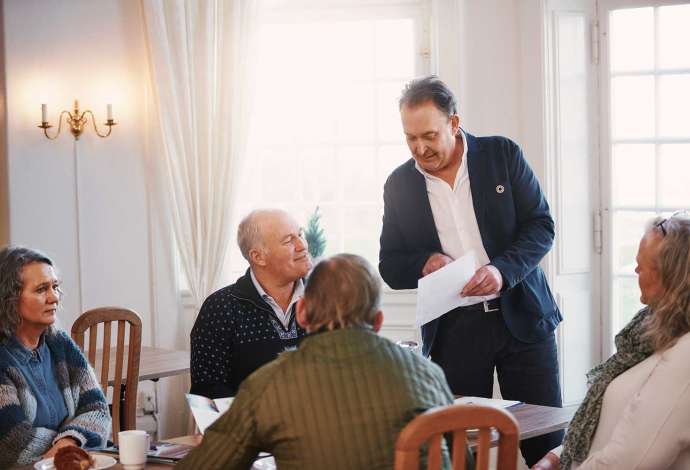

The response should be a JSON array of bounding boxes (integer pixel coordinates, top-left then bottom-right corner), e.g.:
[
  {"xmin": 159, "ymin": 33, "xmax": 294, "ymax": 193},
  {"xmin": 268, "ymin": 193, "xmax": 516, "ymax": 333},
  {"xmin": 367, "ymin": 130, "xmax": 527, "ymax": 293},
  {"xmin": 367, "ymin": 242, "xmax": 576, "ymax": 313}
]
[
  {"xmin": 178, "ymin": 254, "xmax": 474, "ymax": 470},
  {"xmin": 190, "ymin": 209, "xmax": 312, "ymax": 398}
]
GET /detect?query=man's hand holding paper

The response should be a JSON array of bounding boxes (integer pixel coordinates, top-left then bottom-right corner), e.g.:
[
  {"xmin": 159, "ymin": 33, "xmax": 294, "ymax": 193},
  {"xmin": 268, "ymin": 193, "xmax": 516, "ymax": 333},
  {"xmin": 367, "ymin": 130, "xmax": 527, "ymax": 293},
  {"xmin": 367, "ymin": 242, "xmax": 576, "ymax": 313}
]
[
  {"xmin": 421, "ymin": 252, "xmax": 454, "ymax": 276},
  {"xmin": 416, "ymin": 250, "xmax": 497, "ymax": 326},
  {"xmin": 461, "ymin": 264, "xmax": 503, "ymax": 296}
]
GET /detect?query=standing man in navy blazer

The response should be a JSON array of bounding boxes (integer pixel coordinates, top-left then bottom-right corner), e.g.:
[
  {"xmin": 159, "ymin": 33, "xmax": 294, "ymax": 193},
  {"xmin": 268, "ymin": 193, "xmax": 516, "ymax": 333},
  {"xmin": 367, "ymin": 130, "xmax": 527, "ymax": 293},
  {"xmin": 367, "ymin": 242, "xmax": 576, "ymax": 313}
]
[{"xmin": 379, "ymin": 76, "xmax": 563, "ymax": 466}]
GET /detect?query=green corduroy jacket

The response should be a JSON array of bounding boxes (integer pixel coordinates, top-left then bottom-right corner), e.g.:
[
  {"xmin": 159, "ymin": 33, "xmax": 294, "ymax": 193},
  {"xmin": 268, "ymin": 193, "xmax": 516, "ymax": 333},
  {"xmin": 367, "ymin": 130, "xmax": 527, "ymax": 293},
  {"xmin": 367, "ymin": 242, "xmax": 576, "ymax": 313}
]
[{"xmin": 178, "ymin": 327, "xmax": 473, "ymax": 469}]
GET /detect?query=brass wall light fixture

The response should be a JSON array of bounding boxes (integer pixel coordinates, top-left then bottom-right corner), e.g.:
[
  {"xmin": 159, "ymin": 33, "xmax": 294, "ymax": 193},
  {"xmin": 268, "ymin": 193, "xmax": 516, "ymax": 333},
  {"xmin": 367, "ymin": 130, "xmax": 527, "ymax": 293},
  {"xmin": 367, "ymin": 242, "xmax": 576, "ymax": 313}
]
[{"xmin": 38, "ymin": 100, "xmax": 117, "ymax": 140}]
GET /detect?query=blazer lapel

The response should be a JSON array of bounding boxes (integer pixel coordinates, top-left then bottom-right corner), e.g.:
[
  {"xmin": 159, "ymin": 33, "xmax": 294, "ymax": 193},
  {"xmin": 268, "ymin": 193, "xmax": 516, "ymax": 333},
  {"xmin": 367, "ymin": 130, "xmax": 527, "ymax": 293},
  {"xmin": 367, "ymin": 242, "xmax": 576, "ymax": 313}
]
[
  {"xmin": 465, "ymin": 132, "xmax": 488, "ymax": 241},
  {"xmin": 404, "ymin": 161, "xmax": 443, "ymax": 252}
]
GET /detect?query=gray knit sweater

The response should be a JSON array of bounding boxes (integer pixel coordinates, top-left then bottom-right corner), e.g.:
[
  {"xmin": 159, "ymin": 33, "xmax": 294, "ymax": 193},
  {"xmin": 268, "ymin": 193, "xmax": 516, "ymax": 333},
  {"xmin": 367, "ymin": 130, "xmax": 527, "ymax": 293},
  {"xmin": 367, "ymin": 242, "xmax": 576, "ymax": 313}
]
[{"xmin": 0, "ymin": 330, "xmax": 111, "ymax": 467}]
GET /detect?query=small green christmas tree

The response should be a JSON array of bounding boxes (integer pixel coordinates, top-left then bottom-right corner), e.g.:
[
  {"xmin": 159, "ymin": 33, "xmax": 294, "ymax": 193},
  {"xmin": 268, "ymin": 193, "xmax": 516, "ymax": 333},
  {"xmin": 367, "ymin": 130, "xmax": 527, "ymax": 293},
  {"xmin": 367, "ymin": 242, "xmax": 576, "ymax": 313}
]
[{"xmin": 305, "ymin": 206, "xmax": 327, "ymax": 259}]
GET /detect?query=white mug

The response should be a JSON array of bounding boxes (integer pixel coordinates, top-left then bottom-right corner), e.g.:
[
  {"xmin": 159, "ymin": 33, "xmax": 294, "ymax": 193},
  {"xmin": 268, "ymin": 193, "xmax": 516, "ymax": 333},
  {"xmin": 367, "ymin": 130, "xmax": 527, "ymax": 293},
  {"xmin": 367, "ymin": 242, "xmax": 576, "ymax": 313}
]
[{"xmin": 118, "ymin": 430, "xmax": 150, "ymax": 469}]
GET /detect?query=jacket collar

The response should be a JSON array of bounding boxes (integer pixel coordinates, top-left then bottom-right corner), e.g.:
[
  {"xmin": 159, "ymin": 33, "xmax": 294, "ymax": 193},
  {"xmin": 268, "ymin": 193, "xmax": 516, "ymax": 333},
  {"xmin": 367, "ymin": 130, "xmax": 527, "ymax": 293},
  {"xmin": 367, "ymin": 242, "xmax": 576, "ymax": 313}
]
[
  {"xmin": 4, "ymin": 333, "xmax": 48, "ymax": 365},
  {"xmin": 464, "ymin": 130, "xmax": 480, "ymax": 155},
  {"xmin": 229, "ymin": 268, "xmax": 273, "ymax": 310},
  {"xmin": 464, "ymin": 131, "xmax": 487, "ymax": 233}
]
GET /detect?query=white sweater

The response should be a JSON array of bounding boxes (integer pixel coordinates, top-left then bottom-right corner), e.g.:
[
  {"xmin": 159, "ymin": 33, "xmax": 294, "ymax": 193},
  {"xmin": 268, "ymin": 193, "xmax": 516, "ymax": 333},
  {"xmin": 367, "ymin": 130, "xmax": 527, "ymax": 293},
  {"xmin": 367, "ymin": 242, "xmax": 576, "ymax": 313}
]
[{"xmin": 569, "ymin": 331, "xmax": 690, "ymax": 469}]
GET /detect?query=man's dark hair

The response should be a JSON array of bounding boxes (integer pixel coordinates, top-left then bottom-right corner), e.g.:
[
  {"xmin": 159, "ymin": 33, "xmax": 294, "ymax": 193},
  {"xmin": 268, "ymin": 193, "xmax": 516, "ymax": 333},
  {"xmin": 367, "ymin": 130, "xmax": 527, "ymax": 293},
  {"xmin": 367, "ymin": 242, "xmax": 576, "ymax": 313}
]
[{"xmin": 399, "ymin": 75, "xmax": 458, "ymax": 116}]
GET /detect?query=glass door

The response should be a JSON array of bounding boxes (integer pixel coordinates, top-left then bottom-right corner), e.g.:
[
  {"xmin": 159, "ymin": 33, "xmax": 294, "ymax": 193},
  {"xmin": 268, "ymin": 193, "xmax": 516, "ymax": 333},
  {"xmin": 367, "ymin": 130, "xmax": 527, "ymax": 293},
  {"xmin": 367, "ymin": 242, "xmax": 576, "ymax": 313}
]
[{"xmin": 599, "ymin": 0, "xmax": 690, "ymax": 353}]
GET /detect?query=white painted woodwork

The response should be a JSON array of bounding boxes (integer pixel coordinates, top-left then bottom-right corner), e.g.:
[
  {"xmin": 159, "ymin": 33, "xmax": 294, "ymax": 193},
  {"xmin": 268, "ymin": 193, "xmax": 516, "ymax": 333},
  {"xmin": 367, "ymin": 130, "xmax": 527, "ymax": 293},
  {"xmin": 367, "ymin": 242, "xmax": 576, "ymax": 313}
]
[{"xmin": 544, "ymin": 0, "xmax": 601, "ymax": 405}]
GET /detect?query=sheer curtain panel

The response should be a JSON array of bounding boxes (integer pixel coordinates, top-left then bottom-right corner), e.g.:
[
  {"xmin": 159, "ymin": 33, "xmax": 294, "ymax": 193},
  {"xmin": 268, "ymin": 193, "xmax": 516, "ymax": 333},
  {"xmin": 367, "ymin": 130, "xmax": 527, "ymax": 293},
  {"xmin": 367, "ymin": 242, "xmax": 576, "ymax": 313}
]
[{"xmin": 142, "ymin": 0, "xmax": 258, "ymax": 311}]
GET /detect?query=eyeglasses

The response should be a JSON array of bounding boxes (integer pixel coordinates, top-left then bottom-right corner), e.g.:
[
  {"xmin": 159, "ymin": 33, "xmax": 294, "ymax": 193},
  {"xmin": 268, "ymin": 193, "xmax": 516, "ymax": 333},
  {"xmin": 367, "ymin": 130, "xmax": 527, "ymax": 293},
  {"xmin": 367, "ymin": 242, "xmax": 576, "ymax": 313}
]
[{"xmin": 655, "ymin": 210, "xmax": 689, "ymax": 236}]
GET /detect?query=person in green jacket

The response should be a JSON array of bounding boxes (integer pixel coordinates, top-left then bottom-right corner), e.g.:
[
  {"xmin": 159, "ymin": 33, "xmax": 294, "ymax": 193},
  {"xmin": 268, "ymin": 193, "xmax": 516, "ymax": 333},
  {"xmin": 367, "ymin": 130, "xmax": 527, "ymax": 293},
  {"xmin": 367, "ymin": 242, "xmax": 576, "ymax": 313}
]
[{"xmin": 178, "ymin": 253, "xmax": 473, "ymax": 470}]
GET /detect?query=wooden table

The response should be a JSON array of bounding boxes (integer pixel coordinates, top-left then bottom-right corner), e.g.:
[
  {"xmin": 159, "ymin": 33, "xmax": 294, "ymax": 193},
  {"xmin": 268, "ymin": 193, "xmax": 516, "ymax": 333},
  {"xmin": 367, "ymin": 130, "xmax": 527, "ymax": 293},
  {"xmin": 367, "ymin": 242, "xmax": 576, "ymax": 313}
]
[
  {"xmin": 83, "ymin": 436, "xmax": 262, "ymax": 469},
  {"xmin": 17, "ymin": 403, "xmax": 575, "ymax": 468},
  {"xmin": 509, "ymin": 403, "xmax": 577, "ymax": 441},
  {"xmin": 69, "ymin": 403, "xmax": 575, "ymax": 468},
  {"xmin": 94, "ymin": 346, "xmax": 190, "ymax": 385}
]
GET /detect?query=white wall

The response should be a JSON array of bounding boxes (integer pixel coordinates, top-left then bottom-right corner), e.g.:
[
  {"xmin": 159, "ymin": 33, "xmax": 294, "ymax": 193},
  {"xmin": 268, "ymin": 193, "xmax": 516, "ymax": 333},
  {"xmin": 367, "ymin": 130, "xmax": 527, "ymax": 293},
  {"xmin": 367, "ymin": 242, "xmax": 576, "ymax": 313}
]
[
  {"xmin": 4, "ymin": 0, "xmax": 149, "ymax": 330},
  {"xmin": 457, "ymin": 0, "xmax": 523, "ymax": 140},
  {"xmin": 2, "ymin": 0, "xmax": 187, "ymax": 438},
  {"xmin": 455, "ymin": 0, "xmax": 548, "ymax": 181}
]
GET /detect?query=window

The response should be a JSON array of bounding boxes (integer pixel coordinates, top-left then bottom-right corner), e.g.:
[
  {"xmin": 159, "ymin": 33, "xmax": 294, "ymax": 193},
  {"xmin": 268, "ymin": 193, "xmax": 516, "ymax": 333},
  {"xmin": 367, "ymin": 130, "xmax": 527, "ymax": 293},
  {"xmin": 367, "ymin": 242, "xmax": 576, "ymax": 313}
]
[
  {"xmin": 221, "ymin": 0, "xmax": 429, "ymax": 283},
  {"xmin": 606, "ymin": 3, "xmax": 690, "ymax": 338}
]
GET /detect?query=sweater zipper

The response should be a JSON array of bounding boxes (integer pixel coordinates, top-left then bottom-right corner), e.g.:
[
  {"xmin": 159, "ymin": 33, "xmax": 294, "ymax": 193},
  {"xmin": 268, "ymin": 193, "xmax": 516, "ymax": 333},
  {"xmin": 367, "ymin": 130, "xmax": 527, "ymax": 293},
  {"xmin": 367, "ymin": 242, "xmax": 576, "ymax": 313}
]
[{"xmin": 230, "ymin": 293, "xmax": 293, "ymax": 333}]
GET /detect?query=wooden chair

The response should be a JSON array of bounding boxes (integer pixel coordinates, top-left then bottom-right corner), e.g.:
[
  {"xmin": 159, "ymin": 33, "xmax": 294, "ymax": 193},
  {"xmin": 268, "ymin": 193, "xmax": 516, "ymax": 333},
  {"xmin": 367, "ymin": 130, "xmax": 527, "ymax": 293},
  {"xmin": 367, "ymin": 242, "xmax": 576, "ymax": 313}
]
[
  {"xmin": 395, "ymin": 404, "xmax": 519, "ymax": 470},
  {"xmin": 71, "ymin": 307, "xmax": 142, "ymax": 443}
]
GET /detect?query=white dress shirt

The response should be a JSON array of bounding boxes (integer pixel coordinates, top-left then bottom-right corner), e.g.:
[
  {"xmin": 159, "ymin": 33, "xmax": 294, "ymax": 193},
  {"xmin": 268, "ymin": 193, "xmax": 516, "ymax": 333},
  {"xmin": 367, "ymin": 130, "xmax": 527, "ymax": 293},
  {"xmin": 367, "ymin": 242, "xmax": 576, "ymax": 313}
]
[
  {"xmin": 250, "ymin": 270, "xmax": 304, "ymax": 329},
  {"xmin": 415, "ymin": 130, "xmax": 498, "ymax": 303}
]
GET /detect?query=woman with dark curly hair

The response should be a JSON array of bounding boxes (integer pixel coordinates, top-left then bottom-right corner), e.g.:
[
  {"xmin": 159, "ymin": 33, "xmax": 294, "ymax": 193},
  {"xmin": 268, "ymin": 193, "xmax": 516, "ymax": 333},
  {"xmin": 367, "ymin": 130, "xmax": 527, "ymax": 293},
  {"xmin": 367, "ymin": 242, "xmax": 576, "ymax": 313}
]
[
  {"xmin": 534, "ymin": 213, "xmax": 690, "ymax": 470},
  {"xmin": 0, "ymin": 246, "xmax": 110, "ymax": 467}
]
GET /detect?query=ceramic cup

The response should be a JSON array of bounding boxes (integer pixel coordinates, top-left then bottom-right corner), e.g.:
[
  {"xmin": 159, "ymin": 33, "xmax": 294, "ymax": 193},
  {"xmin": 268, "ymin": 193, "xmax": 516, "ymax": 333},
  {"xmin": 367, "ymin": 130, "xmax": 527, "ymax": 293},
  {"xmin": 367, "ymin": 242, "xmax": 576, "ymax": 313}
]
[{"xmin": 118, "ymin": 430, "xmax": 150, "ymax": 469}]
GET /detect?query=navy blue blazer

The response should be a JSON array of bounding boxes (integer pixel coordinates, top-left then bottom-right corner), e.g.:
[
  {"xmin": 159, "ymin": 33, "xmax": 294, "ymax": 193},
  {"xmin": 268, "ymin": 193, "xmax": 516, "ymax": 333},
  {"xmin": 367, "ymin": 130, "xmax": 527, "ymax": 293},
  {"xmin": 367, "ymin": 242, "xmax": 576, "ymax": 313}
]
[{"xmin": 379, "ymin": 132, "xmax": 562, "ymax": 356}]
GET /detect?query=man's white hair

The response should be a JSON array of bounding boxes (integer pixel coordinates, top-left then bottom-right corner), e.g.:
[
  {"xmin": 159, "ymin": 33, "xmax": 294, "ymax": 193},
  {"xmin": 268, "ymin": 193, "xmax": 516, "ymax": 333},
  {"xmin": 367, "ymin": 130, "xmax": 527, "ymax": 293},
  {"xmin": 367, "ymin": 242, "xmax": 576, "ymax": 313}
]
[{"xmin": 236, "ymin": 209, "xmax": 287, "ymax": 261}]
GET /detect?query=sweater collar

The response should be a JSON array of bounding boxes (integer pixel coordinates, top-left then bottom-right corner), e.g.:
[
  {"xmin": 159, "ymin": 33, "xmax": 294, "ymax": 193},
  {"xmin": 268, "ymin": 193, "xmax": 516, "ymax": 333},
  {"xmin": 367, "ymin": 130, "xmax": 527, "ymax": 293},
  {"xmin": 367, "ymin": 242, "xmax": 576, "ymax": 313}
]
[
  {"xmin": 230, "ymin": 268, "xmax": 269, "ymax": 305},
  {"xmin": 5, "ymin": 333, "xmax": 48, "ymax": 365},
  {"xmin": 250, "ymin": 269, "xmax": 305, "ymax": 308}
]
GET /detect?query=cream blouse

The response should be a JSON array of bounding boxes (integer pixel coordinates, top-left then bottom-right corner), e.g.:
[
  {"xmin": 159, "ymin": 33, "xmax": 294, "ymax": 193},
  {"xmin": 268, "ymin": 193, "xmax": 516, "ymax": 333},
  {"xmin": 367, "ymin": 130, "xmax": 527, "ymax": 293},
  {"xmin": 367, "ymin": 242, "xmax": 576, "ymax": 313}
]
[{"xmin": 572, "ymin": 331, "xmax": 690, "ymax": 469}]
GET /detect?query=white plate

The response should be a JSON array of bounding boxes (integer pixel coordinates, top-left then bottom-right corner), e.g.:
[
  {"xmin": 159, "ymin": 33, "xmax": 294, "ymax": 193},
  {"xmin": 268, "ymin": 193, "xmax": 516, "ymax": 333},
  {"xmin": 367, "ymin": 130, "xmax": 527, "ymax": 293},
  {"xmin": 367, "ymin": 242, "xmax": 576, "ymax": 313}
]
[{"xmin": 34, "ymin": 454, "xmax": 117, "ymax": 470}]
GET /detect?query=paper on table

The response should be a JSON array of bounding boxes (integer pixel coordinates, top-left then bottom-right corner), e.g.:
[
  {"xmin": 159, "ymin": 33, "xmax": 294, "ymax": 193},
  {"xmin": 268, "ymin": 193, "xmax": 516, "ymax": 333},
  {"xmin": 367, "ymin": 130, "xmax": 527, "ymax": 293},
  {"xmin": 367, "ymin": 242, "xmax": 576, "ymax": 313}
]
[
  {"xmin": 213, "ymin": 397, "xmax": 234, "ymax": 414},
  {"xmin": 416, "ymin": 250, "xmax": 491, "ymax": 327},
  {"xmin": 454, "ymin": 396, "xmax": 522, "ymax": 409},
  {"xmin": 185, "ymin": 393, "xmax": 235, "ymax": 434}
]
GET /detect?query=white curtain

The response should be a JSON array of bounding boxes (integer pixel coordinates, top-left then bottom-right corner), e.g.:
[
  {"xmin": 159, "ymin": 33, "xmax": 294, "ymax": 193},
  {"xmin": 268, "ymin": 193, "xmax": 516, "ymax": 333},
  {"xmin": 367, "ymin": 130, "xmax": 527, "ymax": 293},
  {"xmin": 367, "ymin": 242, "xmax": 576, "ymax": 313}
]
[{"xmin": 142, "ymin": 0, "xmax": 258, "ymax": 311}]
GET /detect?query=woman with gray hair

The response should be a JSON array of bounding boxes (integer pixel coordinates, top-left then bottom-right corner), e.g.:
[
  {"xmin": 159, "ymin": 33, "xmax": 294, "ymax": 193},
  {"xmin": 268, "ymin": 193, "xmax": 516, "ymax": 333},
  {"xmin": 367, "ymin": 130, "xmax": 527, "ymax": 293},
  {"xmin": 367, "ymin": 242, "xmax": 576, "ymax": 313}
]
[
  {"xmin": 533, "ymin": 212, "xmax": 690, "ymax": 469},
  {"xmin": 0, "ymin": 246, "xmax": 110, "ymax": 467}
]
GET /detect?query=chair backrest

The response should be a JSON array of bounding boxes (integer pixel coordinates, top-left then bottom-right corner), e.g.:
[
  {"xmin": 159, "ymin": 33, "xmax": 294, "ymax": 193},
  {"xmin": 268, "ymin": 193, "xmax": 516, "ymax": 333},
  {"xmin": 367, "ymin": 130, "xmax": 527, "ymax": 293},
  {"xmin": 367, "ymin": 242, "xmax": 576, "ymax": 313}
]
[
  {"xmin": 71, "ymin": 307, "xmax": 142, "ymax": 442},
  {"xmin": 395, "ymin": 404, "xmax": 519, "ymax": 470}
]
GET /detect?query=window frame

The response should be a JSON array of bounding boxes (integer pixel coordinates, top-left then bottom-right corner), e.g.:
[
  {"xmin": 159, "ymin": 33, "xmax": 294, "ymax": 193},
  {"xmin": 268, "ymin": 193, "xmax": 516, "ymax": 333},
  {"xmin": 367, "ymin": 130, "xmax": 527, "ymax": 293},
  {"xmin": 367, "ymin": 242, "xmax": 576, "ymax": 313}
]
[{"xmin": 599, "ymin": 0, "xmax": 690, "ymax": 354}]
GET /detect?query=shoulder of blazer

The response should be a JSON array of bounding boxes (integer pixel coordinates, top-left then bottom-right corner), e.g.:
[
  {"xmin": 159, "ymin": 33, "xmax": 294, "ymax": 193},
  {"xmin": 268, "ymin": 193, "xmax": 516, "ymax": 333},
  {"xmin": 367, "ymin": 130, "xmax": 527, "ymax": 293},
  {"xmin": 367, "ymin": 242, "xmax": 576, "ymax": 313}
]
[
  {"xmin": 466, "ymin": 133, "xmax": 523, "ymax": 180},
  {"xmin": 467, "ymin": 133, "xmax": 521, "ymax": 162},
  {"xmin": 384, "ymin": 159, "xmax": 434, "ymax": 225},
  {"xmin": 386, "ymin": 158, "xmax": 420, "ymax": 186}
]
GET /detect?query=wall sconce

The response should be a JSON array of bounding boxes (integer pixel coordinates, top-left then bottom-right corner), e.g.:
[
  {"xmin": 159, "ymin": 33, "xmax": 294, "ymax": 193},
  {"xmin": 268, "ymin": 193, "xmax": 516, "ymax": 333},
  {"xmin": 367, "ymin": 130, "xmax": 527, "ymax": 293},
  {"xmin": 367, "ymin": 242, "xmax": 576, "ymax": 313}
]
[{"xmin": 38, "ymin": 100, "xmax": 117, "ymax": 140}]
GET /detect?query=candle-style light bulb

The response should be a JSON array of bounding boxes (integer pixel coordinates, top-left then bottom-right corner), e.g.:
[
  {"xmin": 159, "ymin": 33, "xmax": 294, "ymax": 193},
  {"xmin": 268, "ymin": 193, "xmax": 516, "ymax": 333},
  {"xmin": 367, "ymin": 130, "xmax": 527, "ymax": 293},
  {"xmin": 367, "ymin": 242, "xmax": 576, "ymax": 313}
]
[
  {"xmin": 41, "ymin": 104, "xmax": 47, "ymax": 123},
  {"xmin": 107, "ymin": 104, "xmax": 113, "ymax": 121}
]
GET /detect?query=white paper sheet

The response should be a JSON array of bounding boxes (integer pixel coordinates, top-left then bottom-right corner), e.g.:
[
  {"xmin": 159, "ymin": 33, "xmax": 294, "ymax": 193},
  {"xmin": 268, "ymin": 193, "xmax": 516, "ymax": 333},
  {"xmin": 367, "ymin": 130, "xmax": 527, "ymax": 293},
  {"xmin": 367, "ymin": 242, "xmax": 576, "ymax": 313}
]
[
  {"xmin": 186, "ymin": 394, "xmax": 235, "ymax": 434},
  {"xmin": 454, "ymin": 396, "xmax": 522, "ymax": 409},
  {"xmin": 415, "ymin": 250, "xmax": 491, "ymax": 327},
  {"xmin": 213, "ymin": 397, "xmax": 234, "ymax": 414}
]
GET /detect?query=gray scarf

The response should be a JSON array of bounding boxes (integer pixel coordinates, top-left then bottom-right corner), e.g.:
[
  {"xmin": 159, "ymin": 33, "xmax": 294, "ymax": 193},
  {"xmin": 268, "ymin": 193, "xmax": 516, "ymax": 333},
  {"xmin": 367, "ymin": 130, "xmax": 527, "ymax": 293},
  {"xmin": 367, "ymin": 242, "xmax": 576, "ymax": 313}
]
[{"xmin": 560, "ymin": 307, "xmax": 654, "ymax": 469}]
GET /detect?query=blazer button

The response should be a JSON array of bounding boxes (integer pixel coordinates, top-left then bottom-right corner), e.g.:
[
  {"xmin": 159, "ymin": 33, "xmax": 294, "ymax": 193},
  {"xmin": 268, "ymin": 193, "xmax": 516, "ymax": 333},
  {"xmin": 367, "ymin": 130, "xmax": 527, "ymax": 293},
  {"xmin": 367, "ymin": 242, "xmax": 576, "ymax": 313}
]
[{"xmin": 496, "ymin": 185, "xmax": 505, "ymax": 194}]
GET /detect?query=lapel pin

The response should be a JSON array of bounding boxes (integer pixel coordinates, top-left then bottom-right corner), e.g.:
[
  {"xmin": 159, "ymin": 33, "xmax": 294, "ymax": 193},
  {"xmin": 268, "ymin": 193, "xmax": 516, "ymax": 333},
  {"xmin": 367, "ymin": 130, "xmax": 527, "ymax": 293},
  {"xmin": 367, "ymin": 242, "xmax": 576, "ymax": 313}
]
[{"xmin": 496, "ymin": 185, "xmax": 505, "ymax": 194}]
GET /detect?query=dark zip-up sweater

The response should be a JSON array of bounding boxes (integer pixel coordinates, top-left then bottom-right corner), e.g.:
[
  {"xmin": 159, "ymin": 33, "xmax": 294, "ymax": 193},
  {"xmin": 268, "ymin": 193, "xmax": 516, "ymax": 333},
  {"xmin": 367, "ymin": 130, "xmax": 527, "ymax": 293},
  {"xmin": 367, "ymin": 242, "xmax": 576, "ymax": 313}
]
[{"xmin": 190, "ymin": 269, "xmax": 306, "ymax": 398}]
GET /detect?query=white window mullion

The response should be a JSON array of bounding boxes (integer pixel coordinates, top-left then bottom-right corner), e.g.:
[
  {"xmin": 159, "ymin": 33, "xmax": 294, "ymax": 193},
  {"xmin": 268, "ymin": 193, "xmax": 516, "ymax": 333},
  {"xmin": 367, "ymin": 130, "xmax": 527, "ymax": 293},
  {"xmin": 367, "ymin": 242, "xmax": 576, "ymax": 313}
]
[{"xmin": 653, "ymin": 6, "xmax": 661, "ymax": 212}]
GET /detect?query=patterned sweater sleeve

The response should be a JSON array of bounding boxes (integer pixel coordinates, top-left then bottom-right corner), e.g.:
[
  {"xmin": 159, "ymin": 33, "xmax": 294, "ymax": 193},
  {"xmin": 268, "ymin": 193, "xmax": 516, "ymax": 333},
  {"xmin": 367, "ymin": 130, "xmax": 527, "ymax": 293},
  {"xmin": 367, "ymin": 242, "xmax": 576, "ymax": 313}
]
[
  {"xmin": 0, "ymin": 368, "xmax": 58, "ymax": 466},
  {"xmin": 53, "ymin": 332, "xmax": 111, "ymax": 448},
  {"xmin": 190, "ymin": 296, "xmax": 235, "ymax": 398}
]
